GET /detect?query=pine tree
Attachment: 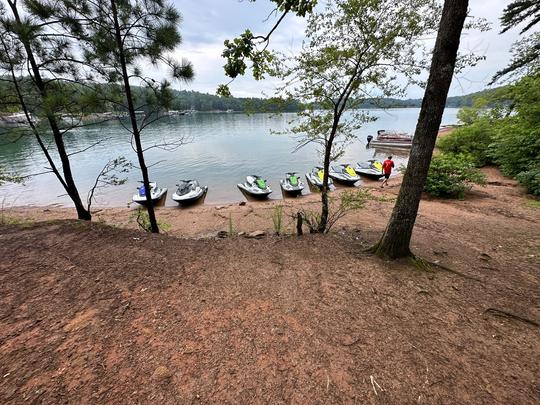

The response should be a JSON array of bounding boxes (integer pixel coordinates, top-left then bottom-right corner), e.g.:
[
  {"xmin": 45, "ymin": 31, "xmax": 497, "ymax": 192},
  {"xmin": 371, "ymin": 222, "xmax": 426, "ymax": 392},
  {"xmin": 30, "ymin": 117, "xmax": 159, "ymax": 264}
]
[
  {"xmin": 491, "ymin": 0, "xmax": 540, "ymax": 83},
  {"xmin": 0, "ymin": 0, "xmax": 92, "ymax": 220},
  {"xmin": 47, "ymin": 0, "xmax": 194, "ymax": 233}
]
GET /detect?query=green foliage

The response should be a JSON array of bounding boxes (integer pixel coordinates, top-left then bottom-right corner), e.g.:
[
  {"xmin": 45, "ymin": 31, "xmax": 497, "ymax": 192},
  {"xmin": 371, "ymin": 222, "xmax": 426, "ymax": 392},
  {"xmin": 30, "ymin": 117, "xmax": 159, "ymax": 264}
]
[
  {"xmin": 271, "ymin": 205, "xmax": 283, "ymax": 235},
  {"xmin": 489, "ymin": 74, "xmax": 540, "ymax": 195},
  {"xmin": 517, "ymin": 168, "xmax": 540, "ymax": 196},
  {"xmin": 425, "ymin": 153, "xmax": 486, "ymax": 199},
  {"xmin": 228, "ymin": 213, "xmax": 235, "ymax": 236},
  {"xmin": 437, "ymin": 117, "xmax": 496, "ymax": 166},
  {"xmin": 438, "ymin": 74, "xmax": 540, "ymax": 196},
  {"xmin": 525, "ymin": 198, "xmax": 540, "ymax": 208},
  {"xmin": 492, "ymin": 1, "xmax": 539, "ymax": 83},
  {"xmin": 0, "ymin": 167, "xmax": 22, "ymax": 185},
  {"xmin": 298, "ymin": 188, "xmax": 372, "ymax": 233},
  {"xmin": 131, "ymin": 209, "xmax": 171, "ymax": 233},
  {"xmin": 456, "ymin": 106, "xmax": 481, "ymax": 125},
  {"xmin": 220, "ymin": 0, "xmax": 318, "ymax": 95}
]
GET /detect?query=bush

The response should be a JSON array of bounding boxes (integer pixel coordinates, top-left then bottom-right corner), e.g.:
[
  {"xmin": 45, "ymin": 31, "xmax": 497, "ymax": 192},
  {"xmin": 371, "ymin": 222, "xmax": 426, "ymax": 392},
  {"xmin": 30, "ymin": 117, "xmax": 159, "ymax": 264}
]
[
  {"xmin": 425, "ymin": 153, "xmax": 487, "ymax": 199},
  {"xmin": 437, "ymin": 118, "xmax": 496, "ymax": 166},
  {"xmin": 489, "ymin": 120, "xmax": 540, "ymax": 195},
  {"xmin": 516, "ymin": 167, "xmax": 540, "ymax": 196}
]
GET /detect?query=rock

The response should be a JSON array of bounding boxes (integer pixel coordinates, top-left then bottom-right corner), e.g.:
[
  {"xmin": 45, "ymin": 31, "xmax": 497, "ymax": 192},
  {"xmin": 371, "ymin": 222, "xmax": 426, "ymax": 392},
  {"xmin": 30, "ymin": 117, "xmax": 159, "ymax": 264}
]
[
  {"xmin": 152, "ymin": 366, "xmax": 172, "ymax": 381},
  {"xmin": 216, "ymin": 231, "xmax": 228, "ymax": 238},
  {"xmin": 247, "ymin": 230, "xmax": 266, "ymax": 239},
  {"xmin": 239, "ymin": 201, "xmax": 246, "ymax": 206},
  {"xmin": 237, "ymin": 231, "xmax": 246, "ymax": 237}
]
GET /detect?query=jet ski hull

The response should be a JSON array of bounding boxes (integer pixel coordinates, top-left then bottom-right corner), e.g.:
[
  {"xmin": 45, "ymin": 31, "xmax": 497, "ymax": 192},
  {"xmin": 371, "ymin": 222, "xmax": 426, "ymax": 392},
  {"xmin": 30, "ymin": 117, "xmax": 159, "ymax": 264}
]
[
  {"xmin": 237, "ymin": 183, "xmax": 272, "ymax": 199},
  {"xmin": 132, "ymin": 188, "xmax": 168, "ymax": 206},
  {"xmin": 280, "ymin": 183, "xmax": 303, "ymax": 196},
  {"xmin": 280, "ymin": 176, "xmax": 304, "ymax": 196},
  {"xmin": 328, "ymin": 173, "xmax": 360, "ymax": 185},
  {"xmin": 355, "ymin": 169, "xmax": 384, "ymax": 179},
  {"xmin": 355, "ymin": 162, "xmax": 384, "ymax": 179},
  {"xmin": 172, "ymin": 186, "xmax": 208, "ymax": 205},
  {"xmin": 305, "ymin": 173, "xmax": 334, "ymax": 191}
]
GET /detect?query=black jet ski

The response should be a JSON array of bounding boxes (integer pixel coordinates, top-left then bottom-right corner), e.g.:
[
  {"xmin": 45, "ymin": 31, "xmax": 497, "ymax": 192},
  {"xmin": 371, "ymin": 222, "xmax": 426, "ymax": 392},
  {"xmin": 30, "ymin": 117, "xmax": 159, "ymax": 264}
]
[
  {"xmin": 237, "ymin": 175, "xmax": 272, "ymax": 199},
  {"xmin": 328, "ymin": 164, "xmax": 361, "ymax": 185},
  {"xmin": 305, "ymin": 166, "xmax": 334, "ymax": 190},
  {"xmin": 355, "ymin": 160, "xmax": 384, "ymax": 179},
  {"xmin": 132, "ymin": 182, "xmax": 167, "ymax": 205},
  {"xmin": 280, "ymin": 172, "xmax": 304, "ymax": 196},
  {"xmin": 172, "ymin": 179, "xmax": 208, "ymax": 205}
]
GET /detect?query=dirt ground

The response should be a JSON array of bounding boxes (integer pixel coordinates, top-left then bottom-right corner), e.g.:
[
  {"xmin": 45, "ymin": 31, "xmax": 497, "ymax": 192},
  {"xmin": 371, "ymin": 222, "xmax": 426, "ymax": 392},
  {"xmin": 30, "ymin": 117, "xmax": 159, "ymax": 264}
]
[{"xmin": 0, "ymin": 168, "xmax": 539, "ymax": 404}]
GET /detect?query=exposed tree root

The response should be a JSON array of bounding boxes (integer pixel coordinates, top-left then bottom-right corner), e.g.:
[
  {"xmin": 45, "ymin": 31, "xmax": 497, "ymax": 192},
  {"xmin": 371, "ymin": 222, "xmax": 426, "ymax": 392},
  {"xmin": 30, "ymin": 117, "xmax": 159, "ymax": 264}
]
[
  {"xmin": 424, "ymin": 260, "xmax": 483, "ymax": 282},
  {"xmin": 484, "ymin": 308, "xmax": 539, "ymax": 327}
]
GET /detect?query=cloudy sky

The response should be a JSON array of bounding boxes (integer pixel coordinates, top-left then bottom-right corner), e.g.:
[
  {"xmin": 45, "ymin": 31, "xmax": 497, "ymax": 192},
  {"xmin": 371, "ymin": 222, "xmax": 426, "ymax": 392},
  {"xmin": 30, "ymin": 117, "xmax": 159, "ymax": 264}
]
[{"xmin": 168, "ymin": 0, "xmax": 521, "ymax": 99}]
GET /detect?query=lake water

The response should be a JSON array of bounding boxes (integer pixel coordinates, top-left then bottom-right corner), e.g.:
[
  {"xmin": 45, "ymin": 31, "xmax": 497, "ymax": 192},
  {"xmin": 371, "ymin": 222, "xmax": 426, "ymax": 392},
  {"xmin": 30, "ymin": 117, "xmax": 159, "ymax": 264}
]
[{"xmin": 0, "ymin": 108, "xmax": 459, "ymax": 207}]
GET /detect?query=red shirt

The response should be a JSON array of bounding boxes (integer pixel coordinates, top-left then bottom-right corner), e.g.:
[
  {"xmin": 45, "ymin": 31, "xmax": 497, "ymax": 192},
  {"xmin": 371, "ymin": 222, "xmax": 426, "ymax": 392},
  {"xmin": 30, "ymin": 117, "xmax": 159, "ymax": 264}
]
[{"xmin": 382, "ymin": 159, "xmax": 394, "ymax": 174}]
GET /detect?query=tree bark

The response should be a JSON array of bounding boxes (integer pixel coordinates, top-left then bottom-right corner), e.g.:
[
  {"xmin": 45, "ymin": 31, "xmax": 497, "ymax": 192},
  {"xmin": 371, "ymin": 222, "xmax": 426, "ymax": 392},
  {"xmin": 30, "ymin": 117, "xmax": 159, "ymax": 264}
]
[
  {"xmin": 7, "ymin": 0, "xmax": 91, "ymax": 221},
  {"xmin": 110, "ymin": 0, "xmax": 159, "ymax": 233},
  {"xmin": 374, "ymin": 0, "xmax": 469, "ymax": 259},
  {"xmin": 318, "ymin": 142, "xmax": 332, "ymax": 233}
]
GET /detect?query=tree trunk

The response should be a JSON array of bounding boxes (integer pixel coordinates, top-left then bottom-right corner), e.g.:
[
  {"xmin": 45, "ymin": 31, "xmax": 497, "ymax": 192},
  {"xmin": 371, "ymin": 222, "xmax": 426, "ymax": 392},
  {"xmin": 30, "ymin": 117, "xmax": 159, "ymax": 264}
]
[
  {"xmin": 318, "ymin": 151, "xmax": 331, "ymax": 233},
  {"xmin": 110, "ymin": 0, "xmax": 159, "ymax": 233},
  {"xmin": 6, "ymin": 0, "xmax": 92, "ymax": 221},
  {"xmin": 374, "ymin": 0, "xmax": 469, "ymax": 259}
]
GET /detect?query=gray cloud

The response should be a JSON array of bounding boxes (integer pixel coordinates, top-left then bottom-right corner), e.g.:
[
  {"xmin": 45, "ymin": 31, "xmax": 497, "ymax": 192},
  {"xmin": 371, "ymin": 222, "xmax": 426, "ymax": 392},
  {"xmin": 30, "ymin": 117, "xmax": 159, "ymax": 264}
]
[{"xmin": 167, "ymin": 0, "xmax": 522, "ymax": 98}]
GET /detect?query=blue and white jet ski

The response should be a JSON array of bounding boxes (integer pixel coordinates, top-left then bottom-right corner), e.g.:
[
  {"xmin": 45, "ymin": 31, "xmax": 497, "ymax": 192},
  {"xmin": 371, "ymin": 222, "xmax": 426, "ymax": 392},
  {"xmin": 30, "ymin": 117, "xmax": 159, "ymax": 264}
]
[{"xmin": 132, "ymin": 182, "xmax": 167, "ymax": 205}]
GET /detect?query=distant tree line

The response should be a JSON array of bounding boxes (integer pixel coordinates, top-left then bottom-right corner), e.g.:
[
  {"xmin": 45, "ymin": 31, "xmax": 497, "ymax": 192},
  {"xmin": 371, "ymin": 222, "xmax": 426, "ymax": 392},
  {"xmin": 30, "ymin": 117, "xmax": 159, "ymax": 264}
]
[{"xmin": 0, "ymin": 79, "xmax": 506, "ymax": 114}]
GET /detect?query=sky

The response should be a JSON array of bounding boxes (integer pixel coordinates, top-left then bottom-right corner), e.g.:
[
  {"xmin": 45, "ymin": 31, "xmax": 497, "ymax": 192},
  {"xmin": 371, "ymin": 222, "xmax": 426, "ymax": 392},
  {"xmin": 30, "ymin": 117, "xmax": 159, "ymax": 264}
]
[{"xmin": 167, "ymin": 0, "xmax": 522, "ymax": 99}]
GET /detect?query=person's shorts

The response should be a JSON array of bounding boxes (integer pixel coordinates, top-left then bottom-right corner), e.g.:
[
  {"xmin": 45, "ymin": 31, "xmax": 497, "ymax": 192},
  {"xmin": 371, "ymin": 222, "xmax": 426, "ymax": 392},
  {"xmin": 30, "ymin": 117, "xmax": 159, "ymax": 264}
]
[{"xmin": 384, "ymin": 173, "xmax": 391, "ymax": 179}]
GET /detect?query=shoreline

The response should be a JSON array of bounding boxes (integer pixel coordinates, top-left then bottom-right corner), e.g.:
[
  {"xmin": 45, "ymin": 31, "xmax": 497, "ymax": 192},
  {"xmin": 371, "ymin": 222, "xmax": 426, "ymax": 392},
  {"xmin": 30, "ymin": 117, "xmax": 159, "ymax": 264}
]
[{"xmin": 4, "ymin": 166, "xmax": 537, "ymax": 240}]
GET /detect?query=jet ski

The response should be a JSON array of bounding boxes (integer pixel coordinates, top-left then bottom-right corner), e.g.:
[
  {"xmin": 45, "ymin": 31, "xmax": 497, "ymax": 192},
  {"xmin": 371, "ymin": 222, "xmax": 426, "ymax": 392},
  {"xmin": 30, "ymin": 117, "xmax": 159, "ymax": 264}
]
[
  {"xmin": 328, "ymin": 164, "xmax": 361, "ymax": 185},
  {"xmin": 132, "ymin": 182, "xmax": 167, "ymax": 205},
  {"xmin": 305, "ymin": 166, "xmax": 334, "ymax": 190},
  {"xmin": 355, "ymin": 160, "xmax": 385, "ymax": 179},
  {"xmin": 237, "ymin": 175, "xmax": 272, "ymax": 199},
  {"xmin": 172, "ymin": 179, "xmax": 208, "ymax": 205},
  {"xmin": 280, "ymin": 172, "xmax": 304, "ymax": 196}
]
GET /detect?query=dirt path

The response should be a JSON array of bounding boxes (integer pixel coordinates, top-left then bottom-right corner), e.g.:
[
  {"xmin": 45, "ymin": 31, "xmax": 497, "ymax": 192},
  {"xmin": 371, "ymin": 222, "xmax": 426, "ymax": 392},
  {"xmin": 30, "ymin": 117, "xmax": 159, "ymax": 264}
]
[{"xmin": 0, "ymin": 168, "xmax": 539, "ymax": 404}]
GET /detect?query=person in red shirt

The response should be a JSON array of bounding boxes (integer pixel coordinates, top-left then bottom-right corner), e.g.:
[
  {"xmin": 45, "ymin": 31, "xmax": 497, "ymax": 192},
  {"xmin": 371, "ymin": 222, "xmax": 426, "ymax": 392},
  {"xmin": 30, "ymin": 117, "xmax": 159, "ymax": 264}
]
[{"xmin": 381, "ymin": 156, "xmax": 394, "ymax": 188}]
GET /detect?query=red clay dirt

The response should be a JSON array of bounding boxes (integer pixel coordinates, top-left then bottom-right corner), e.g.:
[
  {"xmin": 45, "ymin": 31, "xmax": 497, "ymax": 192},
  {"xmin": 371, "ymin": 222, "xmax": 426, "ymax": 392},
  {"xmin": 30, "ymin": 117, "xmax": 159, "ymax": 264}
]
[{"xmin": 0, "ymin": 168, "xmax": 539, "ymax": 404}]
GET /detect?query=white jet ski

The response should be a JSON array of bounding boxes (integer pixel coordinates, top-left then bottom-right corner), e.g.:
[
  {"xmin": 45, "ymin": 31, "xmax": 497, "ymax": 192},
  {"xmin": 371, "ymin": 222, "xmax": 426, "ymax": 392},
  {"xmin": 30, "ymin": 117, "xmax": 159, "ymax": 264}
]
[
  {"xmin": 328, "ymin": 164, "xmax": 361, "ymax": 185},
  {"xmin": 355, "ymin": 160, "xmax": 384, "ymax": 179},
  {"xmin": 237, "ymin": 175, "xmax": 272, "ymax": 199},
  {"xmin": 305, "ymin": 166, "xmax": 334, "ymax": 190},
  {"xmin": 132, "ymin": 182, "xmax": 167, "ymax": 205},
  {"xmin": 280, "ymin": 172, "xmax": 304, "ymax": 196},
  {"xmin": 172, "ymin": 180, "xmax": 208, "ymax": 205}
]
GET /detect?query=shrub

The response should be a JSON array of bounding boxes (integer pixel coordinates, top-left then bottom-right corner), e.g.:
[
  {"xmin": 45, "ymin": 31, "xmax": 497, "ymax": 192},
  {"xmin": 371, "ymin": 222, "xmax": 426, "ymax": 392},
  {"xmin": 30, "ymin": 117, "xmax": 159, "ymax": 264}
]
[
  {"xmin": 425, "ymin": 153, "xmax": 487, "ymax": 199},
  {"xmin": 516, "ymin": 167, "xmax": 540, "ymax": 196},
  {"xmin": 490, "ymin": 120, "xmax": 540, "ymax": 192},
  {"xmin": 272, "ymin": 205, "xmax": 283, "ymax": 235},
  {"xmin": 131, "ymin": 209, "xmax": 171, "ymax": 232},
  {"xmin": 437, "ymin": 118, "xmax": 496, "ymax": 166}
]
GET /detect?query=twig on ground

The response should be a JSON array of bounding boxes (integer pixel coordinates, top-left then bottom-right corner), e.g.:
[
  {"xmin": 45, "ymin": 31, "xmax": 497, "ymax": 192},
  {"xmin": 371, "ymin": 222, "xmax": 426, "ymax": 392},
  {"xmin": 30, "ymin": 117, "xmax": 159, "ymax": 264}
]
[{"xmin": 370, "ymin": 375, "xmax": 383, "ymax": 396}]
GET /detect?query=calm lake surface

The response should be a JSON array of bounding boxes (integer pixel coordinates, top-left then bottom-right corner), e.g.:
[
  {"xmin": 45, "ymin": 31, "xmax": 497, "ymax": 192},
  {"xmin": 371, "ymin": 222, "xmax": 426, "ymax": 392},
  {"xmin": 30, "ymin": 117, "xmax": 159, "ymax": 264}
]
[{"xmin": 0, "ymin": 108, "xmax": 459, "ymax": 207}]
